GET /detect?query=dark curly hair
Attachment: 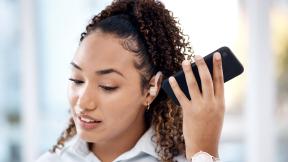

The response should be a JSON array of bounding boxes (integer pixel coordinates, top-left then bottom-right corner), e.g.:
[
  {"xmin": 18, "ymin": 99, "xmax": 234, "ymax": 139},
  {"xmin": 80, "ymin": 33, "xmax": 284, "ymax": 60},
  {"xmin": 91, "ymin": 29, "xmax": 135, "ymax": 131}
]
[{"xmin": 51, "ymin": 0, "xmax": 194, "ymax": 161}]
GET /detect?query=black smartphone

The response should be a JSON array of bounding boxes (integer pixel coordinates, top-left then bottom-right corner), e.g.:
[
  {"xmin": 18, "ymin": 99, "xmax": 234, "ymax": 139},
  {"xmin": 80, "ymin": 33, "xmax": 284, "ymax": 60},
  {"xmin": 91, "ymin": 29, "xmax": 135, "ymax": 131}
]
[{"xmin": 161, "ymin": 46, "xmax": 244, "ymax": 105}]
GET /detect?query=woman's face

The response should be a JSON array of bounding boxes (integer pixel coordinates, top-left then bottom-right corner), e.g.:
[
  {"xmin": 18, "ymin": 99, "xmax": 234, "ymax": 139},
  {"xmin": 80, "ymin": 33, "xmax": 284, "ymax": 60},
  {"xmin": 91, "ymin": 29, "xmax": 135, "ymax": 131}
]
[{"xmin": 68, "ymin": 31, "xmax": 148, "ymax": 143}]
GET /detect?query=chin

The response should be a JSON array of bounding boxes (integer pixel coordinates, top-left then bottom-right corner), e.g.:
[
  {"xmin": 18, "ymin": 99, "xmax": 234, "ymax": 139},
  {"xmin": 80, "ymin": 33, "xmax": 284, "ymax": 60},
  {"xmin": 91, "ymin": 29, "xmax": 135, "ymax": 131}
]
[{"xmin": 76, "ymin": 127, "xmax": 104, "ymax": 143}]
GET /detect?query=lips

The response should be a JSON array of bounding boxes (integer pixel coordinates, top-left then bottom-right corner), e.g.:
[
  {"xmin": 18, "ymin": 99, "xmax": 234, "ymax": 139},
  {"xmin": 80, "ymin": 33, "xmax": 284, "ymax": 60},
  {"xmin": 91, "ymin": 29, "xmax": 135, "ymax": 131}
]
[
  {"xmin": 77, "ymin": 114, "xmax": 102, "ymax": 130},
  {"xmin": 79, "ymin": 115, "xmax": 101, "ymax": 123}
]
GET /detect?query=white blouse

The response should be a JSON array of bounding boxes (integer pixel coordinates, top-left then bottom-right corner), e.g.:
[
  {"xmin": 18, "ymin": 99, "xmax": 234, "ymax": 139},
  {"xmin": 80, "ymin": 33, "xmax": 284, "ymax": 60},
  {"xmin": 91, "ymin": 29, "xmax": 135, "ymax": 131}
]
[{"xmin": 36, "ymin": 127, "xmax": 188, "ymax": 162}]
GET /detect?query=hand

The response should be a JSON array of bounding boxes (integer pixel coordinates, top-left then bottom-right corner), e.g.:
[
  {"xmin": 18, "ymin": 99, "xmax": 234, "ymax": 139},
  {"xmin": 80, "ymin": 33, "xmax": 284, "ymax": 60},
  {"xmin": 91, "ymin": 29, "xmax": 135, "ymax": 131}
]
[{"xmin": 168, "ymin": 52, "xmax": 225, "ymax": 159}]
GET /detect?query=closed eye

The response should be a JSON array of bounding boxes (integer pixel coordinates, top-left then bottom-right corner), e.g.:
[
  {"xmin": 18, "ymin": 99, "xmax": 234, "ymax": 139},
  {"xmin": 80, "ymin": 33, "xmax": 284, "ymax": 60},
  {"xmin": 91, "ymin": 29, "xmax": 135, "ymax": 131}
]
[
  {"xmin": 69, "ymin": 78, "xmax": 84, "ymax": 85},
  {"xmin": 99, "ymin": 85, "xmax": 118, "ymax": 92}
]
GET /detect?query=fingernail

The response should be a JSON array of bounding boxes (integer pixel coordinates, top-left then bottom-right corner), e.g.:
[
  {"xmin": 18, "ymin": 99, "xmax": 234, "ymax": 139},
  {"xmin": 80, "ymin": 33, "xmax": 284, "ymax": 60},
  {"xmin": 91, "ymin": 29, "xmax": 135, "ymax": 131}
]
[
  {"xmin": 168, "ymin": 76, "xmax": 175, "ymax": 83},
  {"xmin": 215, "ymin": 52, "xmax": 221, "ymax": 60}
]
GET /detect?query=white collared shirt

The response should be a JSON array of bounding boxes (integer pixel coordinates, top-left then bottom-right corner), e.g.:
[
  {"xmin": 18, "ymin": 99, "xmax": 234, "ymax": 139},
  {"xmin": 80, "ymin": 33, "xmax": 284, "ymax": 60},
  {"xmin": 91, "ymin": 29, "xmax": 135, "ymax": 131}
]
[{"xmin": 36, "ymin": 127, "xmax": 188, "ymax": 162}]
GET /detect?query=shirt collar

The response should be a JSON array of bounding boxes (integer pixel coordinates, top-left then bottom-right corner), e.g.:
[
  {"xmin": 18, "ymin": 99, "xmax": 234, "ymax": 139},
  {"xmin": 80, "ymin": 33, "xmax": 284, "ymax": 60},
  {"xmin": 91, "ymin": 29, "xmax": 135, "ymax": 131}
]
[{"xmin": 70, "ymin": 127, "xmax": 160, "ymax": 160}]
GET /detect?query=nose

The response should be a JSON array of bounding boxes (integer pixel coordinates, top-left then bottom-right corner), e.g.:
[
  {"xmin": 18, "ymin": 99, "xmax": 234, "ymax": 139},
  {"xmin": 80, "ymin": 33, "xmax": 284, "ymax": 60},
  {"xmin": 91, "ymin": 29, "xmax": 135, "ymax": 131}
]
[{"xmin": 78, "ymin": 84, "xmax": 97, "ymax": 111}]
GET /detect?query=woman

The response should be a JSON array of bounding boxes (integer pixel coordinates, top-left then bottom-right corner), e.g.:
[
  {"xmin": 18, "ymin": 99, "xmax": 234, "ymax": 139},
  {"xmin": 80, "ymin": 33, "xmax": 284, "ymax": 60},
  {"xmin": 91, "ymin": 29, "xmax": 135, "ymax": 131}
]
[{"xmin": 37, "ymin": 0, "xmax": 225, "ymax": 162}]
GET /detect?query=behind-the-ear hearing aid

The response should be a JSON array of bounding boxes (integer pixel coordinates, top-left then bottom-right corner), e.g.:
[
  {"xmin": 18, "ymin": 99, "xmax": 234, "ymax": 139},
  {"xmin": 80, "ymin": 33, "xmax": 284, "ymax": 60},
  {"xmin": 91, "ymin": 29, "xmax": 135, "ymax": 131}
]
[
  {"xmin": 149, "ymin": 71, "xmax": 163, "ymax": 96},
  {"xmin": 149, "ymin": 87, "xmax": 157, "ymax": 96}
]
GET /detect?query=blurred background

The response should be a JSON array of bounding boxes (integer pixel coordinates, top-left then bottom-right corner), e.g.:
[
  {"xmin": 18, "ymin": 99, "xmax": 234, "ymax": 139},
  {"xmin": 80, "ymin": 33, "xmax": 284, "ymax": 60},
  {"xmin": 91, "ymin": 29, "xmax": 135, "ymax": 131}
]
[{"xmin": 0, "ymin": 0, "xmax": 287, "ymax": 162}]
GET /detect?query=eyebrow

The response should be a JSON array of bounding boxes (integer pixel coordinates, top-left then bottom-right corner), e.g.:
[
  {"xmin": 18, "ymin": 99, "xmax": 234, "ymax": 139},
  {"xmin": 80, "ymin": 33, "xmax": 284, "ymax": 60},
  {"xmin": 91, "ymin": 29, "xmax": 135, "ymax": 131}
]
[
  {"xmin": 71, "ymin": 62, "xmax": 82, "ymax": 70},
  {"xmin": 70, "ymin": 62, "xmax": 125, "ymax": 79}
]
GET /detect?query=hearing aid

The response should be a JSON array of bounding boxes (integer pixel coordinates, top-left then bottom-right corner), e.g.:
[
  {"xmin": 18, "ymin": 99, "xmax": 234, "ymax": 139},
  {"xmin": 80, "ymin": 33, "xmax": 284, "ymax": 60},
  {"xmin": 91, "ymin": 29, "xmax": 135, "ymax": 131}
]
[{"xmin": 149, "ymin": 71, "xmax": 162, "ymax": 96}]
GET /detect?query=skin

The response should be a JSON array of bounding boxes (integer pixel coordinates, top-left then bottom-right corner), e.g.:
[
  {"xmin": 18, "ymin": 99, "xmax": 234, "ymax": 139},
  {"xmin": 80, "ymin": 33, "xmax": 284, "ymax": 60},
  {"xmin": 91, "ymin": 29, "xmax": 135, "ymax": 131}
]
[
  {"xmin": 68, "ymin": 30, "xmax": 225, "ymax": 161},
  {"xmin": 169, "ymin": 54, "xmax": 225, "ymax": 159},
  {"xmin": 68, "ymin": 30, "xmax": 161, "ymax": 162}
]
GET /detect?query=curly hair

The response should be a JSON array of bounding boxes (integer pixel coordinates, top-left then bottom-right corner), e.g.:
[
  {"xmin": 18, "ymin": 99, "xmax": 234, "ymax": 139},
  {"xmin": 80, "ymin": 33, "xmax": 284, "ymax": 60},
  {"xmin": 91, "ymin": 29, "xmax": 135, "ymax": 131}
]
[{"xmin": 51, "ymin": 0, "xmax": 194, "ymax": 161}]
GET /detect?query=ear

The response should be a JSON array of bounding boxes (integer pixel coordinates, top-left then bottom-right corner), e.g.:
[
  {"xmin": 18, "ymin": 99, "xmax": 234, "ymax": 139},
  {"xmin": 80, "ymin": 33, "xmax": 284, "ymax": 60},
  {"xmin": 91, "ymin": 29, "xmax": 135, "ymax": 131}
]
[{"xmin": 145, "ymin": 71, "xmax": 163, "ymax": 105}]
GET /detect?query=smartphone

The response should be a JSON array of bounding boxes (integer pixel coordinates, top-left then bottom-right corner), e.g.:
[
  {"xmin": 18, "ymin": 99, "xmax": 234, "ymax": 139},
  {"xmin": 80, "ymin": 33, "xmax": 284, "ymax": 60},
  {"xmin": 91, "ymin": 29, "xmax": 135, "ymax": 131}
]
[{"xmin": 161, "ymin": 46, "xmax": 244, "ymax": 105}]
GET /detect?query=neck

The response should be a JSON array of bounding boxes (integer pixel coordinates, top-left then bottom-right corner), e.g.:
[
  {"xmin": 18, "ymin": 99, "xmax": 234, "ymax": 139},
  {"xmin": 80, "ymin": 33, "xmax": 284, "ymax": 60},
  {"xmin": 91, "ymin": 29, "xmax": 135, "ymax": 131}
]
[{"xmin": 91, "ymin": 113, "xmax": 147, "ymax": 162}]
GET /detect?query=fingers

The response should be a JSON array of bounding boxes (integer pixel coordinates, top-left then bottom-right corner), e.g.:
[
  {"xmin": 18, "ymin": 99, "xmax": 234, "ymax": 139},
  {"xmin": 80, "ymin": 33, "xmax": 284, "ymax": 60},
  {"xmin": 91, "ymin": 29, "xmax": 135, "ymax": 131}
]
[
  {"xmin": 182, "ymin": 60, "xmax": 201, "ymax": 100},
  {"xmin": 169, "ymin": 52, "xmax": 224, "ymax": 107},
  {"xmin": 194, "ymin": 55, "xmax": 214, "ymax": 98},
  {"xmin": 213, "ymin": 52, "xmax": 224, "ymax": 98},
  {"xmin": 168, "ymin": 77, "xmax": 189, "ymax": 106}
]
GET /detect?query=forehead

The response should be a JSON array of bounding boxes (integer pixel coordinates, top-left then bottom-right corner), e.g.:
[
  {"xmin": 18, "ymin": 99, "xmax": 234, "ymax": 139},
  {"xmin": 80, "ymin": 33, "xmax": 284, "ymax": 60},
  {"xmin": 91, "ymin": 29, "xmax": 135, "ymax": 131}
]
[{"xmin": 73, "ymin": 31, "xmax": 138, "ymax": 74}]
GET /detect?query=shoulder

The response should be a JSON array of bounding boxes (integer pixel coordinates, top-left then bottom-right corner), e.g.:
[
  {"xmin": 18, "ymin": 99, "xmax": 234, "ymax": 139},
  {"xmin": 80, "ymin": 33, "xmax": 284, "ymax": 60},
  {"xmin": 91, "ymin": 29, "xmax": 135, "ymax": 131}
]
[
  {"xmin": 36, "ymin": 152, "xmax": 62, "ymax": 162},
  {"xmin": 35, "ymin": 147, "xmax": 80, "ymax": 162},
  {"xmin": 174, "ymin": 154, "xmax": 189, "ymax": 162},
  {"xmin": 35, "ymin": 137, "xmax": 90, "ymax": 162}
]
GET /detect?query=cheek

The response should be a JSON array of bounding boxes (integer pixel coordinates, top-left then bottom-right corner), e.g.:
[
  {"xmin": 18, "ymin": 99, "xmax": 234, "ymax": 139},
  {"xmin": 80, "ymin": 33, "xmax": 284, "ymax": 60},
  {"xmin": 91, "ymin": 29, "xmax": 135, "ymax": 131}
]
[
  {"xmin": 68, "ymin": 85, "xmax": 78, "ymax": 110},
  {"xmin": 102, "ymin": 87, "xmax": 144, "ymax": 126}
]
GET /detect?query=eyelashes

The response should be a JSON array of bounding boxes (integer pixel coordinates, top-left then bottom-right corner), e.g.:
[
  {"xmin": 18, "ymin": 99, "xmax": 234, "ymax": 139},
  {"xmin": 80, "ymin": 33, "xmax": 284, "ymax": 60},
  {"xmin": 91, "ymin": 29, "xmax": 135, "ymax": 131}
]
[
  {"xmin": 68, "ymin": 78, "xmax": 118, "ymax": 92},
  {"xmin": 99, "ymin": 85, "xmax": 118, "ymax": 91},
  {"xmin": 69, "ymin": 78, "xmax": 84, "ymax": 85}
]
